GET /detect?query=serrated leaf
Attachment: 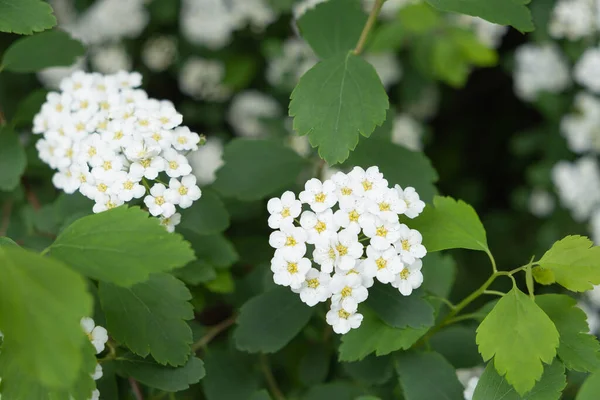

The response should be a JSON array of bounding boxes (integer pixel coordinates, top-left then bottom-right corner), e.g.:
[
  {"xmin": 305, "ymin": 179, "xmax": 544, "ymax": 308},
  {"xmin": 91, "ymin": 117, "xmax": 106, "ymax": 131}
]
[
  {"xmin": 534, "ymin": 235, "xmax": 600, "ymax": 292},
  {"xmin": 365, "ymin": 284, "xmax": 434, "ymax": 329},
  {"xmin": 343, "ymin": 137, "xmax": 438, "ymax": 202},
  {"xmin": 411, "ymin": 196, "xmax": 489, "ymax": 253},
  {"xmin": 99, "ymin": 273, "xmax": 194, "ymax": 366},
  {"xmin": 178, "ymin": 189, "xmax": 230, "ymax": 235},
  {"xmin": 183, "ymin": 231, "xmax": 239, "ymax": 268},
  {"xmin": 476, "ymin": 287, "xmax": 559, "ymax": 394},
  {"xmin": 213, "ymin": 139, "xmax": 306, "ymax": 200},
  {"xmin": 473, "ymin": 359, "xmax": 566, "ymax": 400},
  {"xmin": 425, "ymin": 0, "xmax": 534, "ymax": 32},
  {"xmin": 297, "ymin": 0, "xmax": 366, "ymax": 59},
  {"xmin": 395, "ymin": 351, "xmax": 465, "ymax": 400},
  {"xmin": 342, "ymin": 354, "xmax": 393, "ymax": 385},
  {"xmin": 114, "ymin": 353, "xmax": 205, "ymax": 392},
  {"xmin": 577, "ymin": 372, "xmax": 600, "ymax": 400},
  {"xmin": 234, "ymin": 286, "xmax": 314, "ymax": 353},
  {"xmin": 536, "ymin": 294, "xmax": 600, "ymax": 372},
  {"xmin": 0, "ymin": 0, "xmax": 56, "ymax": 35},
  {"xmin": 173, "ymin": 260, "xmax": 217, "ymax": 285},
  {"xmin": 202, "ymin": 349, "xmax": 259, "ymax": 400},
  {"xmin": 48, "ymin": 206, "xmax": 195, "ymax": 286},
  {"xmin": 0, "ymin": 245, "xmax": 92, "ymax": 389},
  {"xmin": 0, "ymin": 127, "xmax": 27, "ymax": 192},
  {"xmin": 338, "ymin": 308, "xmax": 430, "ymax": 361},
  {"xmin": 290, "ymin": 51, "xmax": 389, "ymax": 165},
  {"xmin": 1, "ymin": 30, "xmax": 84, "ymax": 72}
]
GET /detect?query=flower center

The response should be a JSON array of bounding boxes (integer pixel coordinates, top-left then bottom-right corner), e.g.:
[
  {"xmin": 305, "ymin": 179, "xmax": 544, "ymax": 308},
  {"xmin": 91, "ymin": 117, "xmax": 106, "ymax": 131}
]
[
  {"xmin": 169, "ymin": 161, "xmax": 178, "ymax": 170},
  {"xmin": 98, "ymin": 183, "xmax": 108, "ymax": 192},
  {"xmin": 178, "ymin": 136, "xmax": 187, "ymax": 144},
  {"xmin": 285, "ymin": 236, "xmax": 297, "ymax": 247},
  {"xmin": 376, "ymin": 226, "xmax": 388, "ymax": 237},
  {"xmin": 328, "ymin": 247, "xmax": 336, "ymax": 260},
  {"xmin": 88, "ymin": 147, "xmax": 97, "ymax": 157},
  {"xmin": 315, "ymin": 192, "xmax": 326, "ymax": 203},
  {"xmin": 179, "ymin": 186, "xmax": 188, "ymax": 195},
  {"xmin": 287, "ymin": 262, "xmax": 298, "ymax": 273},
  {"xmin": 114, "ymin": 131, "xmax": 124, "ymax": 140},
  {"xmin": 103, "ymin": 161, "xmax": 112, "ymax": 171},
  {"xmin": 76, "ymin": 122, "xmax": 85, "ymax": 131},
  {"xmin": 336, "ymin": 244, "xmax": 348, "ymax": 256},
  {"xmin": 155, "ymin": 196, "xmax": 165, "ymax": 206},
  {"xmin": 341, "ymin": 187, "xmax": 352, "ymax": 196},
  {"xmin": 307, "ymin": 278, "xmax": 320, "ymax": 288},
  {"xmin": 140, "ymin": 159, "xmax": 151, "ymax": 168},
  {"xmin": 152, "ymin": 132, "xmax": 162, "ymax": 142},
  {"xmin": 362, "ymin": 180, "xmax": 372, "ymax": 191},
  {"xmin": 139, "ymin": 119, "xmax": 150, "ymax": 127},
  {"xmin": 348, "ymin": 210, "xmax": 360, "ymax": 222},
  {"xmin": 56, "ymin": 104, "xmax": 64, "ymax": 112},
  {"xmin": 401, "ymin": 239, "xmax": 410, "ymax": 251},
  {"xmin": 123, "ymin": 181, "xmax": 134, "ymax": 190},
  {"xmin": 379, "ymin": 202, "xmax": 390, "ymax": 211},
  {"xmin": 400, "ymin": 268, "xmax": 410, "ymax": 280},
  {"xmin": 338, "ymin": 309, "xmax": 350, "ymax": 319},
  {"xmin": 376, "ymin": 257, "xmax": 387, "ymax": 270},
  {"xmin": 315, "ymin": 221, "xmax": 327, "ymax": 233},
  {"xmin": 281, "ymin": 207, "xmax": 291, "ymax": 218},
  {"xmin": 160, "ymin": 116, "xmax": 170, "ymax": 124},
  {"xmin": 341, "ymin": 286, "xmax": 352, "ymax": 297}
]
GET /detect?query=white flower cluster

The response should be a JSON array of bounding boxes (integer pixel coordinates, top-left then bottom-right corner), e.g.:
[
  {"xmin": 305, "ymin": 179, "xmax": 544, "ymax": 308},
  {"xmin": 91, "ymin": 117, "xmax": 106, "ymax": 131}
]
[
  {"xmin": 560, "ymin": 92, "xmax": 600, "ymax": 154},
  {"xmin": 80, "ymin": 317, "xmax": 108, "ymax": 400},
  {"xmin": 574, "ymin": 47, "xmax": 600, "ymax": 94},
  {"xmin": 33, "ymin": 71, "xmax": 203, "ymax": 232},
  {"xmin": 513, "ymin": 43, "xmax": 571, "ymax": 101},
  {"xmin": 227, "ymin": 91, "xmax": 282, "ymax": 138},
  {"xmin": 142, "ymin": 35, "xmax": 178, "ymax": 73},
  {"xmin": 267, "ymin": 167, "xmax": 426, "ymax": 334},
  {"xmin": 181, "ymin": 0, "xmax": 275, "ymax": 50},
  {"xmin": 549, "ymin": 0, "xmax": 599, "ymax": 41},
  {"xmin": 552, "ymin": 157, "xmax": 600, "ymax": 221},
  {"xmin": 179, "ymin": 57, "xmax": 231, "ymax": 101}
]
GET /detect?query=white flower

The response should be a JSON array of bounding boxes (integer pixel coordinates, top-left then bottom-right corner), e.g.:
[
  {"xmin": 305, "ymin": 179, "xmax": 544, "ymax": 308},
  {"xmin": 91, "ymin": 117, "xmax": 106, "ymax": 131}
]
[
  {"xmin": 179, "ymin": 57, "xmax": 231, "ymax": 102},
  {"xmin": 144, "ymin": 183, "xmax": 176, "ymax": 218},
  {"xmin": 391, "ymin": 113, "xmax": 423, "ymax": 151},
  {"xmin": 575, "ymin": 47, "xmax": 600, "ymax": 94},
  {"xmin": 341, "ymin": 259, "xmax": 374, "ymax": 288},
  {"xmin": 187, "ymin": 138, "xmax": 224, "ymax": 186},
  {"xmin": 528, "ymin": 188, "xmax": 555, "ymax": 218},
  {"xmin": 326, "ymin": 303, "xmax": 364, "ymax": 334},
  {"xmin": 395, "ymin": 185, "xmax": 425, "ymax": 218},
  {"xmin": 160, "ymin": 213, "xmax": 181, "ymax": 233},
  {"xmin": 560, "ymin": 92, "xmax": 600, "ymax": 154},
  {"xmin": 552, "ymin": 157, "xmax": 600, "ymax": 221},
  {"xmin": 334, "ymin": 229, "xmax": 364, "ymax": 271},
  {"xmin": 271, "ymin": 252, "xmax": 312, "ymax": 289},
  {"xmin": 163, "ymin": 149, "xmax": 193, "ymax": 178},
  {"xmin": 269, "ymin": 226, "xmax": 308, "ymax": 258},
  {"xmin": 330, "ymin": 171, "xmax": 358, "ymax": 209},
  {"xmin": 297, "ymin": 268, "xmax": 332, "ymax": 306},
  {"xmin": 299, "ymin": 178, "xmax": 338, "ymax": 212},
  {"xmin": 142, "ymin": 35, "xmax": 177, "ymax": 72},
  {"xmin": 227, "ymin": 90, "xmax": 281, "ymax": 137},
  {"xmin": 172, "ymin": 126, "xmax": 201, "ymax": 152},
  {"xmin": 348, "ymin": 166, "xmax": 388, "ymax": 199},
  {"xmin": 513, "ymin": 43, "xmax": 570, "ymax": 101},
  {"xmin": 89, "ymin": 389, "xmax": 100, "ymax": 400},
  {"xmin": 91, "ymin": 363, "xmax": 103, "ymax": 380},
  {"xmin": 395, "ymin": 225, "xmax": 427, "ymax": 264},
  {"xmin": 592, "ymin": 210, "xmax": 600, "ymax": 246},
  {"xmin": 392, "ymin": 259, "xmax": 424, "ymax": 296},
  {"xmin": 300, "ymin": 209, "xmax": 338, "ymax": 244},
  {"xmin": 362, "ymin": 215, "xmax": 401, "ymax": 251},
  {"xmin": 333, "ymin": 198, "xmax": 368, "ymax": 234},
  {"xmin": 81, "ymin": 317, "xmax": 108, "ymax": 354},
  {"xmin": 165, "ymin": 176, "xmax": 202, "ymax": 208},
  {"xmin": 549, "ymin": 0, "xmax": 596, "ymax": 41},
  {"xmin": 363, "ymin": 245, "xmax": 403, "ymax": 284},
  {"xmin": 330, "ymin": 273, "xmax": 369, "ymax": 312},
  {"xmin": 267, "ymin": 191, "xmax": 302, "ymax": 230},
  {"xmin": 129, "ymin": 155, "xmax": 166, "ymax": 181},
  {"xmin": 92, "ymin": 194, "xmax": 124, "ymax": 213},
  {"xmin": 366, "ymin": 187, "xmax": 406, "ymax": 222}
]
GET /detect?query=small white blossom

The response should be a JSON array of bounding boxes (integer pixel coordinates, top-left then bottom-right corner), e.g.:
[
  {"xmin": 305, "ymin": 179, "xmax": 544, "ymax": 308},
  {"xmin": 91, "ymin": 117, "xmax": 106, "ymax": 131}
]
[
  {"xmin": 163, "ymin": 149, "xmax": 193, "ymax": 178},
  {"xmin": 363, "ymin": 245, "xmax": 403, "ymax": 284},
  {"xmin": 395, "ymin": 225, "xmax": 427, "ymax": 264},
  {"xmin": 271, "ymin": 253, "xmax": 312, "ymax": 289},
  {"xmin": 362, "ymin": 216, "xmax": 402, "ymax": 251},
  {"xmin": 165, "ymin": 176, "xmax": 202, "ymax": 208},
  {"xmin": 297, "ymin": 268, "xmax": 332, "ymax": 306},
  {"xmin": 575, "ymin": 47, "xmax": 600, "ymax": 94},
  {"xmin": 91, "ymin": 363, "xmax": 103, "ymax": 381},
  {"xmin": 80, "ymin": 317, "xmax": 108, "ymax": 354},
  {"xmin": 366, "ymin": 187, "xmax": 407, "ymax": 222},
  {"xmin": 300, "ymin": 209, "xmax": 338, "ymax": 244},
  {"xmin": 330, "ymin": 273, "xmax": 369, "ymax": 312},
  {"xmin": 160, "ymin": 213, "xmax": 181, "ymax": 233},
  {"xmin": 144, "ymin": 183, "xmax": 176, "ymax": 218},
  {"xmin": 513, "ymin": 43, "xmax": 570, "ymax": 101},
  {"xmin": 392, "ymin": 259, "xmax": 424, "ymax": 296},
  {"xmin": 348, "ymin": 166, "xmax": 388, "ymax": 199},
  {"xmin": 299, "ymin": 178, "xmax": 338, "ymax": 212},
  {"xmin": 267, "ymin": 191, "xmax": 302, "ymax": 230},
  {"xmin": 395, "ymin": 185, "xmax": 425, "ymax": 218},
  {"xmin": 326, "ymin": 303, "xmax": 364, "ymax": 334},
  {"xmin": 269, "ymin": 226, "xmax": 308, "ymax": 259}
]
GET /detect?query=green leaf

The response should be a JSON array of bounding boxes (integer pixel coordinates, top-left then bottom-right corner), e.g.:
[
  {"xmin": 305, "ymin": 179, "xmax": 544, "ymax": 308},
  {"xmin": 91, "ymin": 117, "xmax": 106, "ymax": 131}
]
[
  {"xmin": 395, "ymin": 351, "xmax": 465, "ymax": 400},
  {"xmin": 364, "ymin": 284, "xmax": 434, "ymax": 329},
  {"xmin": 369, "ymin": 21, "xmax": 405, "ymax": 52},
  {"xmin": 303, "ymin": 382, "xmax": 363, "ymax": 400},
  {"xmin": 234, "ymin": 286, "xmax": 314, "ymax": 353},
  {"xmin": 290, "ymin": 52, "xmax": 389, "ymax": 165},
  {"xmin": 430, "ymin": 326, "xmax": 481, "ymax": 369},
  {"xmin": 213, "ymin": 139, "xmax": 306, "ymax": 200},
  {"xmin": 250, "ymin": 390, "xmax": 272, "ymax": 400},
  {"xmin": 342, "ymin": 354, "xmax": 393, "ymax": 385},
  {"xmin": 0, "ymin": 245, "xmax": 92, "ymax": 389},
  {"xmin": 296, "ymin": 0, "xmax": 366, "ymax": 59},
  {"xmin": 398, "ymin": 3, "xmax": 442, "ymax": 33},
  {"xmin": 425, "ymin": 0, "xmax": 534, "ymax": 32},
  {"xmin": 577, "ymin": 372, "xmax": 600, "ymax": 400},
  {"xmin": 0, "ymin": 0, "xmax": 56, "ymax": 35},
  {"xmin": 338, "ymin": 308, "xmax": 430, "ymax": 361},
  {"xmin": 178, "ymin": 189, "xmax": 230, "ymax": 235},
  {"xmin": 11, "ymin": 89, "xmax": 48, "ymax": 128},
  {"xmin": 0, "ymin": 127, "xmax": 26, "ymax": 192},
  {"xmin": 411, "ymin": 196, "xmax": 489, "ymax": 253},
  {"xmin": 202, "ymin": 349, "xmax": 259, "ymax": 400},
  {"xmin": 184, "ymin": 231, "xmax": 239, "ymax": 268},
  {"xmin": 449, "ymin": 28, "xmax": 498, "ymax": 66},
  {"xmin": 99, "ymin": 273, "xmax": 194, "ymax": 366},
  {"xmin": 299, "ymin": 344, "xmax": 330, "ymax": 386},
  {"xmin": 1, "ymin": 30, "xmax": 84, "ymax": 72},
  {"xmin": 432, "ymin": 38, "xmax": 471, "ymax": 87},
  {"xmin": 48, "ymin": 206, "xmax": 195, "ymax": 286},
  {"xmin": 0, "ymin": 237, "xmax": 18, "ymax": 247},
  {"xmin": 173, "ymin": 260, "xmax": 217, "ymax": 285},
  {"xmin": 114, "ymin": 354, "xmax": 205, "ymax": 392},
  {"xmin": 536, "ymin": 294, "xmax": 600, "ymax": 372},
  {"xmin": 343, "ymin": 138, "xmax": 438, "ymax": 202},
  {"xmin": 533, "ymin": 235, "xmax": 600, "ymax": 292},
  {"xmin": 205, "ymin": 270, "xmax": 235, "ymax": 293},
  {"xmin": 476, "ymin": 287, "xmax": 559, "ymax": 394},
  {"xmin": 473, "ymin": 359, "xmax": 566, "ymax": 400},
  {"xmin": 421, "ymin": 253, "xmax": 457, "ymax": 299}
]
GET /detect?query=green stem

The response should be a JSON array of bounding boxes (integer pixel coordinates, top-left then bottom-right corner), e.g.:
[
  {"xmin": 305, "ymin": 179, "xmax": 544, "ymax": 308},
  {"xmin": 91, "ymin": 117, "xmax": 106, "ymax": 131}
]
[
  {"xmin": 260, "ymin": 354, "xmax": 285, "ymax": 400},
  {"xmin": 485, "ymin": 249, "xmax": 497, "ymax": 273},
  {"xmin": 191, "ymin": 315, "xmax": 237, "ymax": 352},
  {"xmin": 353, "ymin": 0, "xmax": 385, "ymax": 55},
  {"xmin": 483, "ymin": 290, "xmax": 505, "ymax": 297}
]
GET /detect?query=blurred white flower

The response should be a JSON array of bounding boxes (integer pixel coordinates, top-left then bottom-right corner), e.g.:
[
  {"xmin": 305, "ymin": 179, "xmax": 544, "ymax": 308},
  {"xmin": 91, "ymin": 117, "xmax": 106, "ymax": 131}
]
[
  {"xmin": 227, "ymin": 90, "xmax": 281, "ymax": 137},
  {"xmin": 179, "ymin": 57, "xmax": 231, "ymax": 102},
  {"xmin": 560, "ymin": 92, "xmax": 600, "ymax": 154},
  {"xmin": 266, "ymin": 37, "xmax": 317, "ymax": 90},
  {"xmin": 142, "ymin": 35, "xmax": 178, "ymax": 72},
  {"xmin": 391, "ymin": 113, "xmax": 423, "ymax": 151},
  {"xmin": 528, "ymin": 188, "xmax": 556, "ymax": 218},
  {"xmin": 188, "ymin": 138, "xmax": 224, "ymax": 186},
  {"xmin": 90, "ymin": 44, "xmax": 132, "ymax": 74},
  {"xmin": 549, "ymin": 0, "xmax": 596, "ymax": 40},
  {"xmin": 552, "ymin": 157, "xmax": 600, "ymax": 221},
  {"xmin": 575, "ymin": 47, "xmax": 600, "ymax": 94},
  {"xmin": 365, "ymin": 53, "xmax": 402, "ymax": 89},
  {"xmin": 513, "ymin": 43, "xmax": 570, "ymax": 101}
]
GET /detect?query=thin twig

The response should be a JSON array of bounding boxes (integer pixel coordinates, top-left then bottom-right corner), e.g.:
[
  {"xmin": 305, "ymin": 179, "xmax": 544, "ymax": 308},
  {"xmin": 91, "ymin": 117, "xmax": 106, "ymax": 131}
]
[
  {"xmin": 23, "ymin": 181, "xmax": 41, "ymax": 210},
  {"xmin": 191, "ymin": 314, "xmax": 237, "ymax": 352},
  {"xmin": 129, "ymin": 377, "xmax": 144, "ymax": 400},
  {"xmin": 353, "ymin": 0, "xmax": 385, "ymax": 55},
  {"xmin": 483, "ymin": 290, "xmax": 506, "ymax": 297},
  {"xmin": 260, "ymin": 354, "xmax": 285, "ymax": 400}
]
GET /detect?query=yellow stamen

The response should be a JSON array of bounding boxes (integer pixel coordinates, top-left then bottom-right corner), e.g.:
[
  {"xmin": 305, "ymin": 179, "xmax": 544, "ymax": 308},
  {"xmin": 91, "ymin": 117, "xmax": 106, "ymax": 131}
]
[
  {"xmin": 315, "ymin": 221, "xmax": 327, "ymax": 233},
  {"xmin": 376, "ymin": 257, "xmax": 387, "ymax": 270},
  {"xmin": 338, "ymin": 309, "xmax": 350, "ymax": 319},
  {"xmin": 400, "ymin": 268, "xmax": 410, "ymax": 280},
  {"xmin": 307, "ymin": 279, "xmax": 320, "ymax": 288},
  {"xmin": 341, "ymin": 286, "xmax": 352, "ymax": 297},
  {"xmin": 336, "ymin": 244, "xmax": 348, "ymax": 256},
  {"xmin": 281, "ymin": 207, "xmax": 291, "ymax": 218},
  {"xmin": 401, "ymin": 240, "xmax": 410, "ymax": 251},
  {"xmin": 348, "ymin": 210, "xmax": 360, "ymax": 222},
  {"xmin": 315, "ymin": 192, "xmax": 326, "ymax": 203},
  {"xmin": 155, "ymin": 196, "xmax": 165, "ymax": 206},
  {"xmin": 376, "ymin": 226, "xmax": 388, "ymax": 237},
  {"xmin": 287, "ymin": 262, "xmax": 298, "ymax": 273},
  {"xmin": 285, "ymin": 236, "xmax": 297, "ymax": 247}
]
